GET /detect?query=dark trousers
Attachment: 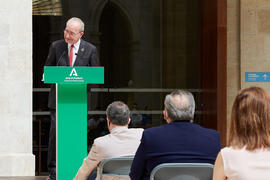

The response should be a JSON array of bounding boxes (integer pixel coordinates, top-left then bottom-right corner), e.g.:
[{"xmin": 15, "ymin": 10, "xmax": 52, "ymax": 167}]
[
  {"xmin": 87, "ymin": 171, "xmax": 97, "ymax": 180},
  {"xmin": 48, "ymin": 109, "xmax": 56, "ymax": 177}
]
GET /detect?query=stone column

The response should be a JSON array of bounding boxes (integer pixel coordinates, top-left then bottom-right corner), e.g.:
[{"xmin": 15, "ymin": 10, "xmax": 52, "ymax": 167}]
[
  {"xmin": 240, "ymin": 0, "xmax": 270, "ymax": 92},
  {"xmin": 0, "ymin": 0, "xmax": 35, "ymax": 176},
  {"xmin": 227, "ymin": 0, "xmax": 240, "ymax": 128}
]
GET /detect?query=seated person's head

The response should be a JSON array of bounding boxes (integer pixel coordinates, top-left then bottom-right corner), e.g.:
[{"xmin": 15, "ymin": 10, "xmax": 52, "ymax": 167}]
[
  {"xmin": 106, "ymin": 101, "xmax": 131, "ymax": 130},
  {"xmin": 163, "ymin": 90, "xmax": 195, "ymax": 123},
  {"xmin": 229, "ymin": 86, "xmax": 270, "ymax": 150}
]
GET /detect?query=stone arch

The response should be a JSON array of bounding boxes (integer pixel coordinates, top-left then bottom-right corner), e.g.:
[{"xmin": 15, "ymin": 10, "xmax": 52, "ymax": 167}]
[{"xmin": 88, "ymin": 0, "xmax": 140, "ymax": 43}]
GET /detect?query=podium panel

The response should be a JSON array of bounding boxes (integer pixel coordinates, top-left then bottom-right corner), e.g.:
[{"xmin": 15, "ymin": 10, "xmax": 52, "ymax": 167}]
[
  {"xmin": 44, "ymin": 66, "xmax": 104, "ymax": 180},
  {"xmin": 57, "ymin": 84, "xmax": 87, "ymax": 179}
]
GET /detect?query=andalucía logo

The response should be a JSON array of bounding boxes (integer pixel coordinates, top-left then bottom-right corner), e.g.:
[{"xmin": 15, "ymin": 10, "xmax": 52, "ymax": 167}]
[
  {"xmin": 69, "ymin": 68, "xmax": 78, "ymax": 76},
  {"xmin": 64, "ymin": 68, "xmax": 84, "ymax": 82}
]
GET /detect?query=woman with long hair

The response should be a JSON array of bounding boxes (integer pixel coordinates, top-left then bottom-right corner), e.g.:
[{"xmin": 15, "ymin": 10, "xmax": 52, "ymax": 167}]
[{"xmin": 213, "ymin": 86, "xmax": 270, "ymax": 180}]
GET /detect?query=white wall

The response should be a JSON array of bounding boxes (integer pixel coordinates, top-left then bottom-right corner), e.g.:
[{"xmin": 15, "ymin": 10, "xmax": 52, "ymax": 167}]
[{"xmin": 0, "ymin": 0, "xmax": 35, "ymax": 176}]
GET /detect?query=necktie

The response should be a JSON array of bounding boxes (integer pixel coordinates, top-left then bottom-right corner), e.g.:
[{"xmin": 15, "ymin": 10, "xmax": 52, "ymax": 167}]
[{"xmin": 69, "ymin": 45, "xmax": 74, "ymax": 67}]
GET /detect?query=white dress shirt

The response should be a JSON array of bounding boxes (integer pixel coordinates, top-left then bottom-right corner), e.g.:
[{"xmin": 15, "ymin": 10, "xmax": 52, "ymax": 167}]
[{"xmin": 68, "ymin": 39, "xmax": 80, "ymax": 66}]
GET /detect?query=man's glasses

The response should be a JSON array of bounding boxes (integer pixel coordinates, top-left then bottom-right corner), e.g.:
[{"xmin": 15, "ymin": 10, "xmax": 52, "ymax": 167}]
[{"xmin": 64, "ymin": 29, "xmax": 81, "ymax": 36}]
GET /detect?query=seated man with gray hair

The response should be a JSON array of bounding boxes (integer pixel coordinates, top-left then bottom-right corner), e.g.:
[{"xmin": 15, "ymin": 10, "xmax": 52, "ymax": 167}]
[
  {"xmin": 129, "ymin": 90, "xmax": 221, "ymax": 180},
  {"xmin": 74, "ymin": 101, "xmax": 143, "ymax": 180}
]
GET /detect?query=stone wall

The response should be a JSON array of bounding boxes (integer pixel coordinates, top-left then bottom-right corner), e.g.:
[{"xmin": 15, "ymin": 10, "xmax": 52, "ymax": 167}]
[
  {"xmin": 227, "ymin": 0, "xmax": 240, "ymax": 135},
  {"xmin": 227, "ymin": 0, "xmax": 270, "ymax": 142},
  {"xmin": 240, "ymin": 0, "xmax": 270, "ymax": 92},
  {"xmin": 0, "ymin": 0, "xmax": 35, "ymax": 176}
]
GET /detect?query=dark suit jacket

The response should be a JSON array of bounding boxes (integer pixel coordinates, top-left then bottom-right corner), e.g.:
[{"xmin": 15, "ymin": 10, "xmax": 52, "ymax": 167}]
[
  {"xmin": 129, "ymin": 121, "xmax": 221, "ymax": 180},
  {"xmin": 45, "ymin": 39, "xmax": 100, "ymax": 109}
]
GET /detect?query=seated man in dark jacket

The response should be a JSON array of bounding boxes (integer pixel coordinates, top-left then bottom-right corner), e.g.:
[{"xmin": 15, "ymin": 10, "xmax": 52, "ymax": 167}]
[{"xmin": 129, "ymin": 90, "xmax": 221, "ymax": 180}]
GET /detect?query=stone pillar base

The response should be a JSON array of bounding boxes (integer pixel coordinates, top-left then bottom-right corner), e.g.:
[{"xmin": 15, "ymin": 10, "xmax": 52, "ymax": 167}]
[{"xmin": 0, "ymin": 153, "xmax": 35, "ymax": 176}]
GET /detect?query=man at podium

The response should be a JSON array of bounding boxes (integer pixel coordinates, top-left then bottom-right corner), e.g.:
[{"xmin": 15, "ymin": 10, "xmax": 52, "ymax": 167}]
[{"xmin": 44, "ymin": 17, "xmax": 100, "ymax": 180}]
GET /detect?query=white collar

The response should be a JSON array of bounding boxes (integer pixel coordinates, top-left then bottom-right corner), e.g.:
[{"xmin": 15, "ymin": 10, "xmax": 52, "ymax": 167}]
[
  {"xmin": 110, "ymin": 126, "xmax": 128, "ymax": 134},
  {"xmin": 68, "ymin": 39, "xmax": 81, "ymax": 50}
]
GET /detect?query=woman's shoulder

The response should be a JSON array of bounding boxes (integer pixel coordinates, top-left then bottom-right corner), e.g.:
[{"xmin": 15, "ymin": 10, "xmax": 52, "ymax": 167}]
[
  {"xmin": 221, "ymin": 146, "xmax": 235, "ymax": 153},
  {"xmin": 220, "ymin": 147, "xmax": 246, "ymax": 160},
  {"xmin": 221, "ymin": 146, "xmax": 270, "ymax": 160}
]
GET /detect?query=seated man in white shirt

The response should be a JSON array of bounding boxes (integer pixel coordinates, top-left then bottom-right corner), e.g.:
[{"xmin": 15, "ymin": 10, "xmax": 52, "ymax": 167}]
[{"xmin": 74, "ymin": 101, "xmax": 144, "ymax": 180}]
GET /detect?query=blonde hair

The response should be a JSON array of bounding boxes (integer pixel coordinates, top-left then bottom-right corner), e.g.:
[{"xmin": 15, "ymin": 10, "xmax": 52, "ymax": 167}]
[{"xmin": 228, "ymin": 86, "xmax": 270, "ymax": 150}]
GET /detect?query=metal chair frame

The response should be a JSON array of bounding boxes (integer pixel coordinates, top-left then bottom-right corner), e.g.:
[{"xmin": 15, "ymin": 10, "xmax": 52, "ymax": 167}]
[
  {"xmin": 150, "ymin": 163, "xmax": 214, "ymax": 180},
  {"xmin": 99, "ymin": 156, "xmax": 134, "ymax": 180}
]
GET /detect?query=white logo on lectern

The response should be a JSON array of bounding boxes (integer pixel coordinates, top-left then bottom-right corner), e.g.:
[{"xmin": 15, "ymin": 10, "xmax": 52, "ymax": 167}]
[
  {"xmin": 65, "ymin": 68, "xmax": 83, "ymax": 82},
  {"xmin": 69, "ymin": 68, "xmax": 78, "ymax": 76}
]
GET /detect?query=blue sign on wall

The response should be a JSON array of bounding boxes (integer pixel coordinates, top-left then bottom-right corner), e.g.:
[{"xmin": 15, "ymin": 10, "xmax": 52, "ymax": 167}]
[{"xmin": 245, "ymin": 72, "xmax": 270, "ymax": 82}]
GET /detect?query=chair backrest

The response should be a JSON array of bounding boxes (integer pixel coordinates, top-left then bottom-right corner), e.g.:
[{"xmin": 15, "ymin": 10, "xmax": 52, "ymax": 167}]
[
  {"xmin": 99, "ymin": 156, "xmax": 134, "ymax": 180},
  {"xmin": 150, "ymin": 163, "xmax": 214, "ymax": 180}
]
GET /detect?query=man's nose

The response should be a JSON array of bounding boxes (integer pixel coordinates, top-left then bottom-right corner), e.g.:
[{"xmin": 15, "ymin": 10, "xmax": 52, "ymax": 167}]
[{"xmin": 64, "ymin": 33, "xmax": 70, "ymax": 38}]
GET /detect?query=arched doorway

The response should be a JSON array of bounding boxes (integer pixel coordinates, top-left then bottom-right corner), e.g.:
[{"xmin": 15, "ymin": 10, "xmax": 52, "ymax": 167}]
[{"xmin": 98, "ymin": 2, "xmax": 133, "ymax": 108}]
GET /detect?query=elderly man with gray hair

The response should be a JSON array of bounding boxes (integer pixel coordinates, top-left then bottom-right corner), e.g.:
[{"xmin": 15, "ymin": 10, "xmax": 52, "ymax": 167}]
[
  {"xmin": 45, "ymin": 17, "xmax": 99, "ymax": 180},
  {"xmin": 129, "ymin": 90, "xmax": 221, "ymax": 180},
  {"xmin": 74, "ymin": 101, "xmax": 143, "ymax": 180}
]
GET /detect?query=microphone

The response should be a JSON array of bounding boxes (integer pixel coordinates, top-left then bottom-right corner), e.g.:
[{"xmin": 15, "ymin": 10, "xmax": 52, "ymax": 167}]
[{"xmin": 56, "ymin": 51, "xmax": 66, "ymax": 66}]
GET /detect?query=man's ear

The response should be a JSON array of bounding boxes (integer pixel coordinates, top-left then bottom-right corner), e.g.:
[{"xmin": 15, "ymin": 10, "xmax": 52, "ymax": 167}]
[
  {"xmin": 106, "ymin": 117, "xmax": 110, "ymax": 126},
  {"xmin": 127, "ymin": 118, "xmax": 131, "ymax": 125},
  {"xmin": 163, "ymin": 109, "xmax": 171, "ymax": 123},
  {"xmin": 163, "ymin": 109, "xmax": 168, "ymax": 120},
  {"xmin": 79, "ymin": 31, "xmax": 84, "ymax": 38}
]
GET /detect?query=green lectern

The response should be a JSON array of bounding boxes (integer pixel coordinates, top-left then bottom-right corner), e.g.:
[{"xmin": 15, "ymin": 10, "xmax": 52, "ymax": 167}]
[{"xmin": 44, "ymin": 66, "xmax": 104, "ymax": 180}]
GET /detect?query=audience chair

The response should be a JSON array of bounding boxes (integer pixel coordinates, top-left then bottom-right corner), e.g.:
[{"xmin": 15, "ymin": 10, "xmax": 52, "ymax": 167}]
[
  {"xmin": 150, "ymin": 163, "xmax": 214, "ymax": 180},
  {"xmin": 99, "ymin": 156, "xmax": 134, "ymax": 180}
]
